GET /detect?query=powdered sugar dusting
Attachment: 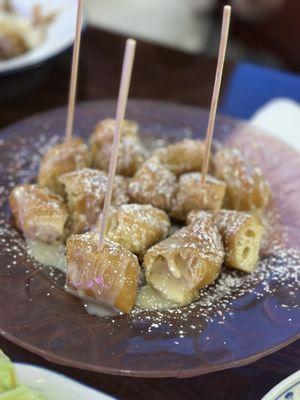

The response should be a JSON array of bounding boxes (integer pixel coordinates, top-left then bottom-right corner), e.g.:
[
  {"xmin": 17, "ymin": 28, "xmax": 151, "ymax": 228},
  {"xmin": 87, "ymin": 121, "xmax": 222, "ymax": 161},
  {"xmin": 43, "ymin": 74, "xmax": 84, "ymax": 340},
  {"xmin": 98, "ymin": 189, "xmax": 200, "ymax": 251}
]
[
  {"xmin": 128, "ymin": 158, "xmax": 177, "ymax": 211},
  {"xmin": 131, "ymin": 247, "xmax": 299, "ymax": 336},
  {"xmin": 0, "ymin": 130, "xmax": 299, "ymax": 340}
]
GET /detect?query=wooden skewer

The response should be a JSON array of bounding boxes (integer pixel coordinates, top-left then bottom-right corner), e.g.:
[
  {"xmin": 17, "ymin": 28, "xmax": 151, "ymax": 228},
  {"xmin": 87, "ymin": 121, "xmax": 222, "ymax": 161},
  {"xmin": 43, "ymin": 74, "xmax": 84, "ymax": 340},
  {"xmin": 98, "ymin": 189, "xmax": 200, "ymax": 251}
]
[
  {"xmin": 201, "ymin": 5, "xmax": 231, "ymax": 184},
  {"xmin": 64, "ymin": 0, "xmax": 84, "ymax": 145},
  {"xmin": 98, "ymin": 38, "xmax": 137, "ymax": 247}
]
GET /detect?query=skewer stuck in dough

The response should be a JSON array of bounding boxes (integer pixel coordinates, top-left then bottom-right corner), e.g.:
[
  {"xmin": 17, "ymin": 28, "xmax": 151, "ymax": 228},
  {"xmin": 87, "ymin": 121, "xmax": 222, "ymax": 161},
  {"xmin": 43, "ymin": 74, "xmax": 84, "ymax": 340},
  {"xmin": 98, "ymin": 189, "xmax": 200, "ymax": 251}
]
[
  {"xmin": 66, "ymin": 233, "xmax": 140, "ymax": 313},
  {"xmin": 90, "ymin": 118, "xmax": 145, "ymax": 177},
  {"xmin": 59, "ymin": 168, "xmax": 128, "ymax": 234},
  {"xmin": 95, "ymin": 204, "xmax": 170, "ymax": 259},
  {"xmin": 170, "ymin": 172, "xmax": 226, "ymax": 221}
]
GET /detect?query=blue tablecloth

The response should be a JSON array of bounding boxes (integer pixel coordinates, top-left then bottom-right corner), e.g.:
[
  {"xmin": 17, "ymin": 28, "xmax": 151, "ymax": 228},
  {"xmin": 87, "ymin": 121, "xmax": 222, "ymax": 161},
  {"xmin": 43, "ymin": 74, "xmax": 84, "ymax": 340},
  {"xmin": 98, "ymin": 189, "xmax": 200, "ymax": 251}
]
[{"xmin": 220, "ymin": 62, "xmax": 300, "ymax": 119}]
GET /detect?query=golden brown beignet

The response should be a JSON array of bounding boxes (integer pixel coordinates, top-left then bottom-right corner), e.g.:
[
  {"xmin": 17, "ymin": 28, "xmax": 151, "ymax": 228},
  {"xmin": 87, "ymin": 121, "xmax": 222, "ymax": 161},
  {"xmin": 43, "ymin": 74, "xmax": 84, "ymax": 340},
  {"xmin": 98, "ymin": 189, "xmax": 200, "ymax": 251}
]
[
  {"xmin": 97, "ymin": 204, "xmax": 170, "ymax": 258},
  {"xmin": 214, "ymin": 147, "xmax": 271, "ymax": 212},
  {"xmin": 143, "ymin": 215, "xmax": 224, "ymax": 305},
  {"xmin": 170, "ymin": 172, "xmax": 226, "ymax": 221},
  {"xmin": 38, "ymin": 138, "xmax": 91, "ymax": 196},
  {"xmin": 187, "ymin": 209, "xmax": 264, "ymax": 273},
  {"xmin": 59, "ymin": 168, "xmax": 129, "ymax": 234},
  {"xmin": 128, "ymin": 158, "xmax": 177, "ymax": 211},
  {"xmin": 151, "ymin": 139, "xmax": 206, "ymax": 175},
  {"xmin": 66, "ymin": 233, "xmax": 140, "ymax": 313},
  {"xmin": 9, "ymin": 184, "xmax": 68, "ymax": 244},
  {"xmin": 90, "ymin": 118, "xmax": 145, "ymax": 176}
]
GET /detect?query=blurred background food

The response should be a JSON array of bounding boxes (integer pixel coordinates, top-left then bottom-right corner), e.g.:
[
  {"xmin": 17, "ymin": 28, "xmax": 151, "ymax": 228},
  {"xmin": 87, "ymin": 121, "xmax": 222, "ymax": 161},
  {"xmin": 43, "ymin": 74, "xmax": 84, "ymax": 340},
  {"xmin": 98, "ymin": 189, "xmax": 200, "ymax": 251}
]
[
  {"xmin": 1, "ymin": 0, "xmax": 300, "ymax": 72},
  {"xmin": 1, "ymin": 0, "xmax": 299, "ymax": 74},
  {"xmin": 1, "ymin": 0, "xmax": 300, "ymax": 128},
  {"xmin": 0, "ymin": 0, "xmax": 55, "ymax": 60}
]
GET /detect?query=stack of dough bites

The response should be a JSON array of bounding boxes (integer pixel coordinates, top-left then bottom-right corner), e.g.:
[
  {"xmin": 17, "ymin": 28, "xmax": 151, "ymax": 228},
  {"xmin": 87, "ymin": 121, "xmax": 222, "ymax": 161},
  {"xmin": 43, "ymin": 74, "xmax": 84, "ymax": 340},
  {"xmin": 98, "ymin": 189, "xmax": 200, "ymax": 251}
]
[{"xmin": 9, "ymin": 118, "xmax": 271, "ymax": 314}]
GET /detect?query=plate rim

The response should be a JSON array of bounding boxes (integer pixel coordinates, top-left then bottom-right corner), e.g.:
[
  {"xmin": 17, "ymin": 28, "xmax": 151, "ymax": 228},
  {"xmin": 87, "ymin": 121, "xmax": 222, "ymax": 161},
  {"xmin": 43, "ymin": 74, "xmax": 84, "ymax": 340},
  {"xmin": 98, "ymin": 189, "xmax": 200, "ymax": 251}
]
[
  {"xmin": 0, "ymin": 98, "xmax": 299, "ymax": 155},
  {"xmin": 0, "ymin": 99, "xmax": 299, "ymax": 378},
  {"xmin": 3, "ymin": 329, "xmax": 300, "ymax": 378}
]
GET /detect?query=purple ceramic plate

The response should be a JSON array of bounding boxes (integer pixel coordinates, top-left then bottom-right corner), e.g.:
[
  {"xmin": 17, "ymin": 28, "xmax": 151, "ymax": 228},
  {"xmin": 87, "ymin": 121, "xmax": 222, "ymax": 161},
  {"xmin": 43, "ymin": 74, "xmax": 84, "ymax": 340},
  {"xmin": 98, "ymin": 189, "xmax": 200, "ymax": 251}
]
[{"xmin": 0, "ymin": 100, "xmax": 299, "ymax": 378}]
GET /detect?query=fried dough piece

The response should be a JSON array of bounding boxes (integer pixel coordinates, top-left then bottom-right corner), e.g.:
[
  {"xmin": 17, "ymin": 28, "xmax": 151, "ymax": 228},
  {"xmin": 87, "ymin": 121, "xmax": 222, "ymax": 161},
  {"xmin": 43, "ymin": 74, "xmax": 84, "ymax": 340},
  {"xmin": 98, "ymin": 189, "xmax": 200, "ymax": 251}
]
[
  {"xmin": 66, "ymin": 233, "xmax": 140, "ymax": 313},
  {"xmin": 151, "ymin": 139, "xmax": 206, "ymax": 175},
  {"xmin": 143, "ymin": 215, "xmax": 224, "ymax": 305},
  {"xmin": 59, "ymin": 168, "xmax": 128, "ymax": 234},
  {"xmin": 128, "ymin": 158, "xmax": 177, "ymax": 211},
  {"xmin": 90, "ymin": 118, "xmax": 145, "ymax": 176},
  {"xmin": 187, "ymin": 209, "xmax": 264, "ymax": 272},
  {"xmin": 170, "ymin": 172, "xmax": 226, "ymax": 220},
  {"xmin": 9, "ymin": 184, "xmax": 68, "ymax": 243},
  {"xmin": 214, "ymin": 147, "xmax": 271, "ymax": 212},
  {"xmin": 38, "ymin": 138, "xmax": 91, "ymax": 196},
  {"xmin": 97, "ymin": 204, "xmax": 170, "ymax": 258}
]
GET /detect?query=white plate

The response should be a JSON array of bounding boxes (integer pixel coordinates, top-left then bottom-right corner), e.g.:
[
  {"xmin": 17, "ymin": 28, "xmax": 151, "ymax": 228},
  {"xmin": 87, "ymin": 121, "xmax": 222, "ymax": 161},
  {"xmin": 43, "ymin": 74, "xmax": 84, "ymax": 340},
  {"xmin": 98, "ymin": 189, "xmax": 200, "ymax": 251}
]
[
  {"xmin": 15, "ymin": 363, "xmax": 115, "ymax": 400},
  {"xmin": 0, "ymin": 0, "xmax": 78, "ymax": 75},
  {"xmin": 262, "ymin": 370, "xmax": 300, "ymax": 400}
]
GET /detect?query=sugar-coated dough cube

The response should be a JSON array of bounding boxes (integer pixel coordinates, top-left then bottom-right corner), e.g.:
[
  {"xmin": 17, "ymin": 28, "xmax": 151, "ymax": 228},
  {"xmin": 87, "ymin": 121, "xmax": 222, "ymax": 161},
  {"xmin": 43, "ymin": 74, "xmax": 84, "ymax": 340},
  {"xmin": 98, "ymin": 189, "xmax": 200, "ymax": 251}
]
[
  {"xmin": 151, "ymin": 139, "xmax": 206, "ymax": 175},
  {"xmin": 143, "ymin": 215, "xmax": 224, "ymax": 305},
  {"xmin": 97, "ymin": 204, "xmax": 170, "ymax": 258},
  {"xmin": 59, "ymin": 168, "xmax": 128, "ymax": 233},
  {"xmin": 9, "ymin": 184, "xmax": 68, "ymax": 243},
  {"xmin": 187, "ymin": 209, "xmax": 264, "ymax": 273},
  {"xmin": 128, "ymin": 158, "xmax": 177, "ymax": 211},
  {"xmin": 90, "ymin": 118, "xmax": 145, "ymax": 176},
  {"xmin": 214, "ymin": 147, "xmax": 271, "ymax": 212},
  {"xmin": 66, "ymin": 233, "xmax": 140, "ymax": 313},
  {"xmin": 171, "ymin": 172, "xmax": 226, "ymax": 220},
  {"xmin": 38, "ymin": 138, "xmax": 91, "ymax": 196}
]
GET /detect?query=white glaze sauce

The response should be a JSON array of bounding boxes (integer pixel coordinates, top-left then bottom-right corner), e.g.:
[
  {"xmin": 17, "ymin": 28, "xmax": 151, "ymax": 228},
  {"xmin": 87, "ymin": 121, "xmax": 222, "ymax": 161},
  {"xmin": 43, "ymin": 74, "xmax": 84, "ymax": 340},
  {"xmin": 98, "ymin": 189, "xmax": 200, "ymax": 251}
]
[
  {"xmin": 136, "ymin": 284, "xmax": 179, "ymax": 311},
  {"xmin": 26, "ymin": 239, "xmax": 66, "ymax": 272},
  {"xmin": 65, "ymin": 286, "xmax": 121, "ymax": 317},
  {"xmin": 84, "ymin": 302, "xmax": 121, "ymax": 317},
  {"xmin": 26, "ymin": 240, "xmax": 175, "ymax": 315}
]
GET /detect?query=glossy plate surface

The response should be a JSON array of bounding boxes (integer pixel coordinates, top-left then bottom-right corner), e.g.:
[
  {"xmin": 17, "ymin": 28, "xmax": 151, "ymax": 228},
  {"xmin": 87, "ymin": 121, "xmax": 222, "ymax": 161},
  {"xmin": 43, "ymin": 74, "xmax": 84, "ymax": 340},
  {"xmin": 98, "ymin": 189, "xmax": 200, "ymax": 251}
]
[{"xmin": 0, "ymin": 100, "xmax": 299, "ymax": 378}]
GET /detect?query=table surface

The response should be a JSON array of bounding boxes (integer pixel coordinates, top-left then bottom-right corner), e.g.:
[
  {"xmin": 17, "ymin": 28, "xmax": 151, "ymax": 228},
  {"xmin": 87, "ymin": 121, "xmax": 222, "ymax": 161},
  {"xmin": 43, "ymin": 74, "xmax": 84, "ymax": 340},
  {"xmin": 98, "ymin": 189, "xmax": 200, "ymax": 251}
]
[{"xmin": 0, "ymin": 27, "xmax": 299, "ymax": 400}]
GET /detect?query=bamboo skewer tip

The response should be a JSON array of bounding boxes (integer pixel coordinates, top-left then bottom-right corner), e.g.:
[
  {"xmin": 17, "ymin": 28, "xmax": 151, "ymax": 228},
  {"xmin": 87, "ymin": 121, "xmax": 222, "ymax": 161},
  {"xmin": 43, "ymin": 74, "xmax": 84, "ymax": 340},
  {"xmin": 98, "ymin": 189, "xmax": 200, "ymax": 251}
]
[
  {"xmin": 98, "ymin": 38, "xmax": 137, "ymax": 248},
  {"xmin": 201, "ymin": 5, "xmax": 231, "ymax": 184},
  {"xmin": 64, "ymin": 0, "xmax": 84, "ymax": 146}
]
